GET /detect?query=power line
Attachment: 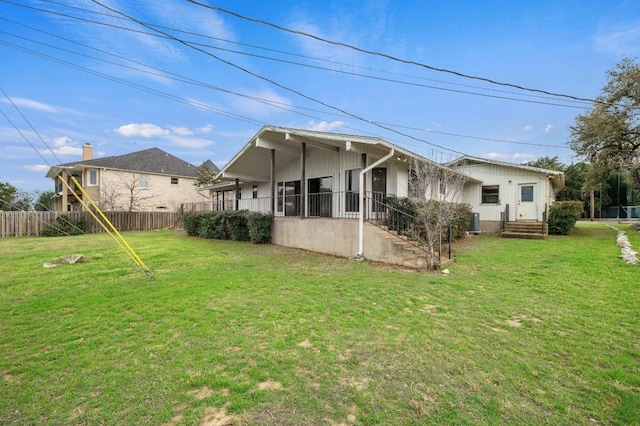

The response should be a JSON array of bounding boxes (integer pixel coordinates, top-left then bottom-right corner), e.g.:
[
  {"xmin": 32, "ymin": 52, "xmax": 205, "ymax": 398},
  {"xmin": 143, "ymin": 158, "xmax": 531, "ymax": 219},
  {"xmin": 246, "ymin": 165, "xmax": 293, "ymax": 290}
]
[
  {"xmin": 0, "ymin": 21, "xmax": 570, "ymax": 150},
  {"xmin": 5, "ymin": 0, "xmax": 593, "ymax": 109},
  {"xmin": 187, "ymin": 0, "xmax": 602, "ymax": 105},
  {"xmin": 0, "ymin": 1, "xmax": 572, "ymax": 158},
  {"xmin": 89, "ymin": 0, "xmax": 470, "ymax": 158}
]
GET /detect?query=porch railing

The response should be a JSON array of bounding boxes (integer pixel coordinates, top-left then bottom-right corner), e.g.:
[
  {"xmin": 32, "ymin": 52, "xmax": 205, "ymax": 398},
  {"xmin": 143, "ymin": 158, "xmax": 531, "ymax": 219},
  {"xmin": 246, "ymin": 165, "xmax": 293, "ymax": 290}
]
[
  {"xmin": 500, "ymin": 203, "xmax": 510, "ymax": 233},
  {"xmin": 182, "ymin": 191, "xmax": 395, "ymax": 220}
]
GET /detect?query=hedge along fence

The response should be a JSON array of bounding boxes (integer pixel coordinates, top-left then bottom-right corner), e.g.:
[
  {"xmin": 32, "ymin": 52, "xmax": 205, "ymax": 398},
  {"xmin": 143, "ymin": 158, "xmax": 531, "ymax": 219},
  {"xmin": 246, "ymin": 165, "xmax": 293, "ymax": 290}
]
[
  {"xmin": 548, "ymin": 201, "xmax": 584, "ymax": 235},
  {"xmin": 183, "ymin": 210, "xmax": 273, "ymax": 244}
]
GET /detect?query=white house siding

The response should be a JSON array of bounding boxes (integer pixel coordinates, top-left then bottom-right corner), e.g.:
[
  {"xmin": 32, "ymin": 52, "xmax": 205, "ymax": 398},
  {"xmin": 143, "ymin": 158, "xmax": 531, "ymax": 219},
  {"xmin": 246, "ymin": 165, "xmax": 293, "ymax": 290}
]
[
  {"xmin": 456, "ymin": 164, "xmax": 549, "ymax": 222},
  {"xmin": 234, "ymin": 146, "xmax": 410, "ymax": 217}
]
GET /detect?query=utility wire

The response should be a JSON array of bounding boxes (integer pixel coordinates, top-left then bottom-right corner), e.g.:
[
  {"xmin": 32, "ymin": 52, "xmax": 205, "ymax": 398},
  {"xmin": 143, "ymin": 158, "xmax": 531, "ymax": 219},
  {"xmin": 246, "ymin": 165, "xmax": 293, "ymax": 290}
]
[
  {"xmin": 89, "ymin": 0, "xmax": 469, "ymax": 158},
  {"xmin": 0, "ymin": 1, "xmax": 593, "ymax": 108},
  {"xmin": 187, "ymin": 0, "xmax": 602, "ymax": 105},
  {"xmin": 0, "ymin": 22, "xmax": 569, "ymax": 149},
  {"xmin": 0, "ymin": 1, "xmax": 593, "ymax": 109}
]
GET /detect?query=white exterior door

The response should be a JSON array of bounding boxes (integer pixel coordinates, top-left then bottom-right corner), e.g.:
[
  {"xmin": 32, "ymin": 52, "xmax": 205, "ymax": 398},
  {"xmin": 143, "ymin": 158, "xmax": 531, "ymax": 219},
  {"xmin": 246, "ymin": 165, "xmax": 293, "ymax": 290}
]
[{"xmin": 517, "ymin": 183, "xmax": 537, "ymax": 220}]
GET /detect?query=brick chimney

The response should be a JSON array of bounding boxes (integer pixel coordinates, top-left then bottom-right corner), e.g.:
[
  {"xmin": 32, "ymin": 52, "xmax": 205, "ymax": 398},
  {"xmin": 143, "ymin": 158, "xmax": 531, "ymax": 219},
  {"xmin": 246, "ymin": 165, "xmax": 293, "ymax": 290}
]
[{"xmin": 82, "ymin": 143, "xmax": 93, "ymax": 161}]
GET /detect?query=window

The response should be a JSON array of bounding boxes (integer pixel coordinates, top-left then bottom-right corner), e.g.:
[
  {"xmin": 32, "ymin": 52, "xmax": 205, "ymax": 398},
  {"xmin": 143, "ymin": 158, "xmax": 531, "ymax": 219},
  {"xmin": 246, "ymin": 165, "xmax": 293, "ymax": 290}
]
[
  {"xmin": 439, "ymin": 178, "xmax": 446, "ymax": 195},
  {"xmin": 252, "ymin": 185, "xmax": 258, "ymax": 199},
  {"xmin": 345, "ymin": 169, "xmax": 360, "ymax": 212},
  {"xmin": 171, "ymin": 177, "xmax": 178, "ymax": 185},
  {"xmin": 521, "ymin": 185, "xmax": 534, "ymax": 202},
  {"xmin": 482, "ymin": 185, "xmax": 499, "ymax": 204},
  {"xmin": 140, "ymin": 174, "xmax": 149, "ymax": 188},
  {"xmin": 308, "ymin": 176, "xmax": 332, "ymax": 217},
  {"xmin": 277, "ymin": 180, "xmax": 300, "ymax": 216},
  {"xmin": 88, "ymin": 170, "xmax": 97, "ymax": 186}
]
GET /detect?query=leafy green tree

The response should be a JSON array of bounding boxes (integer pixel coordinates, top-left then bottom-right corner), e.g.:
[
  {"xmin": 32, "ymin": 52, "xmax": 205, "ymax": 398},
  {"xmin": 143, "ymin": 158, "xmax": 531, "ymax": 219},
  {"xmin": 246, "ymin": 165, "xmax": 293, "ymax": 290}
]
[
  {"xmin": 34, "ymin": 190, "xmax": 56, "ymax": 211},
  {"xmin": 557, "ymin": 162, "xmax": 588, "ymax": 201},
  {"xmin": 569, "ymin": 57, "xmax": 640, "ymax": 199},
  {"xmin": 193, "ymin": 161, "xmax": 219, "ymax": 188},
  {"xmin": 0, "ymin": 182, "xmax": 31, "ymax": 210},
  {"xmin": 522, "ymin": 156, "xmax": 566, "ymax": 171},
  {"xmin": 0, "ymin": 181, "xmax": 18, "ymax": 210}
]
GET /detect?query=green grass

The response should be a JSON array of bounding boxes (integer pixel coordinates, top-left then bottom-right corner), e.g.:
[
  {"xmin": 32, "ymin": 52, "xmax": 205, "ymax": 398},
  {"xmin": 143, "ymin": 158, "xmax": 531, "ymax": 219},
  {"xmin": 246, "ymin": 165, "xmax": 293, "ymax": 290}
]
[{"xmin": 0, "ymin": 223, "xmax": 638, "ymax": 425}]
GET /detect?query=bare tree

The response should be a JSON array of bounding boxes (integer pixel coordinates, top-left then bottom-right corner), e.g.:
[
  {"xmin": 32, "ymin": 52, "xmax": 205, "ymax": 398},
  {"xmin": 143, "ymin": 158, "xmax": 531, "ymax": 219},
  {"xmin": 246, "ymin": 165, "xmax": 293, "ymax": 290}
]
[
  {"xmin": 409, "ymin": 159, "xmax": 469, "ymax": 269},
  {"xmin": 119, "ymin": 173, "xmax": 153, "ymax": 212},
  {"xmin": 98, "ymin": 172, "xmax": 153, "ymax": 212}
]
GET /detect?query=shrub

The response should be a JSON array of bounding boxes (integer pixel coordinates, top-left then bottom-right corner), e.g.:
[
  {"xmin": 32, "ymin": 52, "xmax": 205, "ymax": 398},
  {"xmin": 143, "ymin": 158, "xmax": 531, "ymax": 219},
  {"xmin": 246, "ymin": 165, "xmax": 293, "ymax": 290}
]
[
  {"xmin": 225, "ymin": 210, "xmax": 250, "ymax": 241},
  {"xmin": 183, "ymin": 210, "xmax": 272, "ymax": 243},
  {"xmin": 183, "ymin": 212, "xmax": 206, "ymax": 236},
  {"xmin": 548, "ymin": 201, "xmax": 583, "ymax": 235},
  {"xmin": 450, "ymin": 203, "xmax": 473, "ymax": 240},
  {"xmin": 247, "ymin": 212, "xmax": 273, "ymax": 244},
  {"xmin": 386, "ymin": 197, "xmax": 418, "ymax": 235},
  {"xmin": 200, "ymin": 213, "xmax": 229, "ymax": 240},
  {"xmin": 40, "ymin": 215, "xmax": 87, "ymax": 237}
]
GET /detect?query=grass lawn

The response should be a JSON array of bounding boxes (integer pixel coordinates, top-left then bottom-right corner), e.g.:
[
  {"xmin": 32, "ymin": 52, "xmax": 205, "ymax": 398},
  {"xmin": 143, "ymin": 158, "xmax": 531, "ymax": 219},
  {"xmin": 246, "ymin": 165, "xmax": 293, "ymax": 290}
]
[{"xmin": 0, "ymin": 222, "xmax": 638, "ymax": 425}]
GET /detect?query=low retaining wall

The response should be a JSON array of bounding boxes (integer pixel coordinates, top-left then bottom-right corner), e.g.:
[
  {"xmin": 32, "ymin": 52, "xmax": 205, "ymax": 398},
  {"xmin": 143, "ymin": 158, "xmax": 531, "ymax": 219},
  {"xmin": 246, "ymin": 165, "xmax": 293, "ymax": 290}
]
[{"xmin": 271, "ymin": 217, "xmax": 428, "ymax": 268}]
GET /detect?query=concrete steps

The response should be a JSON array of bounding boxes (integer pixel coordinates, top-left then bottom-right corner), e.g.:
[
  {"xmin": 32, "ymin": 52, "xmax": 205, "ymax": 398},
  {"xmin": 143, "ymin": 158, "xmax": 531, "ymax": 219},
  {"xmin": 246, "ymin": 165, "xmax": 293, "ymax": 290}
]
[{"xmin": 501, "ymin": 221, "xmax": 547, "ymax": 239}]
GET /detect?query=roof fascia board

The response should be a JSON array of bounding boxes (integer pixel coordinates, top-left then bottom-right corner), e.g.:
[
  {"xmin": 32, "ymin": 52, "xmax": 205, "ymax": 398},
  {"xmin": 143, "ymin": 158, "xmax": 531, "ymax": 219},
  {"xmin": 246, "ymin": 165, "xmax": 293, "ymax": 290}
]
[
  {"xmin": 255, "ymin": 136, "xmax": 300, "ymax": 156},
  {"xmin": 219, "ymin": 171, "xmax": 270, "ymax": 182}
]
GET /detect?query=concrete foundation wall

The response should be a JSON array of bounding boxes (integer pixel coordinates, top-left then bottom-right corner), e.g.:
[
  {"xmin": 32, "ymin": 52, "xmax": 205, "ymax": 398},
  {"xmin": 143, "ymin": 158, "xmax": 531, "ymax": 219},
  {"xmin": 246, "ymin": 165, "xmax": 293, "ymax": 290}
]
[
  {"xmin": 480, "ymin": 220, "xmax": 501, "ymax": 234},
  {"xmin": 272, "ymin": 218, "xmax": 429, "ymax": 268}
]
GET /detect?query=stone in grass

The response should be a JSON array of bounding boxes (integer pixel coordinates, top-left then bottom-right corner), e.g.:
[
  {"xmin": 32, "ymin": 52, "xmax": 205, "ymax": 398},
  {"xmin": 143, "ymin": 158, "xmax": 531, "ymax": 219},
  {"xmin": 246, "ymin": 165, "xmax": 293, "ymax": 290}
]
[{"xmin": 43, "ymin": 254, "xmax": 85, "ymax": 268}]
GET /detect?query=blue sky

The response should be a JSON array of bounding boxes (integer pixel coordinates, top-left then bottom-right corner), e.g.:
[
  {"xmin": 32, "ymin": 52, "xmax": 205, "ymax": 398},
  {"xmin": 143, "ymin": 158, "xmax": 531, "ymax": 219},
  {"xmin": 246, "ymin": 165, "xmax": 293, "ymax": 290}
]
[{"xmin": 1, "ymin": 0, "xmax": 639, "ymax": 192}]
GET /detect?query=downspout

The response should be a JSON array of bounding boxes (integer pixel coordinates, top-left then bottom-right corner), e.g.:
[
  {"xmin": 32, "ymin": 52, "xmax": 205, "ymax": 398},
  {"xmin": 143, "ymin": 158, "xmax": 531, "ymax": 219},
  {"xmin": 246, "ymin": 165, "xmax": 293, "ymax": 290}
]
[{"xmin": 357, "ymin": 149, "xmax": 394, "ymax": 258}]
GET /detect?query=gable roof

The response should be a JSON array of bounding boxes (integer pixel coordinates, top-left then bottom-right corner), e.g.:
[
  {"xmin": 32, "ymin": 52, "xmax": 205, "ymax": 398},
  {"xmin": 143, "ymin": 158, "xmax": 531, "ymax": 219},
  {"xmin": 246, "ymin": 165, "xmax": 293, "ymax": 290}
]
[
  {"xmin": 447, "ymin": 155, "xmax": 564, "ymax": 175},
  {"xmin": 447, "ymin": 155, "xmax": 565, "ymax": 188},
  {"xmin": 46, "ymin": 147, "xmax": 200, "ymax": 178}
]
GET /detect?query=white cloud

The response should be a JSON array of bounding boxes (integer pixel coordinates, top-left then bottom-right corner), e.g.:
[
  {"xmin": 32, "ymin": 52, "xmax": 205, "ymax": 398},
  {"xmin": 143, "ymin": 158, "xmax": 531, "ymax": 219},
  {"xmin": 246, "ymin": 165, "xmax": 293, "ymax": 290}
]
[
  {"xmin": 165, "ymin": 134, "xmax": 214, "ymax": 149},
  {"xmin": 484, "ymin": 152, "xmax": 534, "ymax": 162},
  {"xmin": 24, "ymin": 164, "xmax": 50, "ymax": 172},
  {"xmin": 40, "ymin": 136, "xmax": 83, "ymax": 157},
  {"xmin": 197, "ymin": 124, "xmax": 214, "ymax": 134},
  {"xmin": 544, "ymin": 124, "xmax": 553, "ymax": 133},
  {"xmin": 523, "ymin": 125, "xmax": 533, "ymax": 131},
  {"xmin": 117, "ymin": 123, "xmax": 170, "ymax": 138},
  {"xmin": 594, "ymin": 21, "xmax": 640, "ymax": 56},
  {"xmin": 306, "ymin": 121, "xmax": 344, "ymax": 132},
  {"xmin": 170, "ymin": 126, "xmax": 193, "ymax": 136},
  {"xmin": 2, "ymin": 97, "xmax": 59, "ymax": 113}
]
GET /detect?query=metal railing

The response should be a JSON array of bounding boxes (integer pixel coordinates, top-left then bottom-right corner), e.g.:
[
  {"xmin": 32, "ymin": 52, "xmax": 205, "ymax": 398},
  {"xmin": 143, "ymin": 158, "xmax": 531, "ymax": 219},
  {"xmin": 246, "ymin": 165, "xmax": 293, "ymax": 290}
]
[
  {"xmin": 500, "ymin": 203, "xmax": 510, "ymax": 233},
  {"xmin": 183, "ymin": 191, "xmax": 396, "ymax": 220},
  {"xmin": 364, "ymin": 195, "xmax": 428, "ymax": 253}
]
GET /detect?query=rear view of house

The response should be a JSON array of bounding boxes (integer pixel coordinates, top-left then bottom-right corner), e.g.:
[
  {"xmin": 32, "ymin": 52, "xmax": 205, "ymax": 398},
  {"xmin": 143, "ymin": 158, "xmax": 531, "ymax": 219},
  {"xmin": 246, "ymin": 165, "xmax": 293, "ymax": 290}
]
[{"xmin": 448, "ymin": 156, "xmax": 565, "ymax": 234}]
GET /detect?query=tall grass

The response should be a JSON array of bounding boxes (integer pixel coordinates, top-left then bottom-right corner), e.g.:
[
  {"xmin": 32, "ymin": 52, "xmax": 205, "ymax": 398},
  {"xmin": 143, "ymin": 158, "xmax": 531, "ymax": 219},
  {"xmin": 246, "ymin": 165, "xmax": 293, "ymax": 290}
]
[{"xmin": 0, "ymin": 223, "xmax": 638, "ymax": 425}]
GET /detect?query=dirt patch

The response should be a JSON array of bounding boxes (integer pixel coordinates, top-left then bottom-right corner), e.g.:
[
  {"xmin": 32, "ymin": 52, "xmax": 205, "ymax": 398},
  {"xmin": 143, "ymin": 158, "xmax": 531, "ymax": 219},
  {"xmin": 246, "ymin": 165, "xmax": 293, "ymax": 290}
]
[
  {"xmin": 258, "ymin": 379, "xmax": 283, "ymax": 390},
  {"xmin": 189, "ymin": 386, "xmax": 214, "ymax": 400},
  {"xmin": 201, "ymin": 405, "xmax": 237, "ymax": 426},
  {"xmin": 506, "ymin": 319, "xmax": 522, "ymax": 327},
  {"xmin": 298, "ymin": 339, "xmax": 312, "ymax": 348},
  {"xmin": 421, "ymin": 304, "xmax": 438, "ymax": 313}
]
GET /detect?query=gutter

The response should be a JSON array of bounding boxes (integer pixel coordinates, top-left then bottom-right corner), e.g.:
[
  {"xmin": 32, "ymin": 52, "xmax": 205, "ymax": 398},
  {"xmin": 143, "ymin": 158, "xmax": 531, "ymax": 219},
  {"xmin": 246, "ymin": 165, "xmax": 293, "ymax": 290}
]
[{"xmin": 357, "ymin": 149, "xmax": 394, "ymax": 258}]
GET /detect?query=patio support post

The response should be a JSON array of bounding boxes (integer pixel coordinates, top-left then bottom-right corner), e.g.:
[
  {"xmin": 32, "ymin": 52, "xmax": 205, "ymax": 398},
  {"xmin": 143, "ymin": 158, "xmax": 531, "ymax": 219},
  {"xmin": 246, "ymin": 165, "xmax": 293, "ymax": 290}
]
[
  {"xmin": 300, "ymin": 142, "xmax": 306, "ymax": 219},
  {"xmin": 270, "ymin": 149, "xmax": 275, "ymax": 214},
  {"xmin": 357, "ymin": 149, "xmax": 394, "ymax": 258},
  {"xmin": 61, "ymin": 170, "xmax": 68, "ymax": 212},
  {"xmin": 234, "ymin": 178, "xmax": 240, "ymax": 210}
]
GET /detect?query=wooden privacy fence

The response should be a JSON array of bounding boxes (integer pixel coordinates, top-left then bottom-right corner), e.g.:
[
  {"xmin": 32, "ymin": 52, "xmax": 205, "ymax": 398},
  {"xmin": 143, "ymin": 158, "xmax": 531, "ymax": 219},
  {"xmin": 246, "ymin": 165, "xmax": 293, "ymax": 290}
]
[{"xmin": 0, "ymin": 211, "xmax": 181, "ymax": 238}]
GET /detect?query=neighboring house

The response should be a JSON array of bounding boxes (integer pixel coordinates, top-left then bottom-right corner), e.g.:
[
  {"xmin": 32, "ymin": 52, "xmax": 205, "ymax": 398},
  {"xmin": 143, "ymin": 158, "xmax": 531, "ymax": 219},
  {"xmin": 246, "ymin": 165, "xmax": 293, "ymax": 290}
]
[
  {"xmin": 46, "ymin": 144, "xmax": 215, "ymax": 212},
  {"xmin": 447, "ymin": 156, "xmax": 565, "ymax": 233}
]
